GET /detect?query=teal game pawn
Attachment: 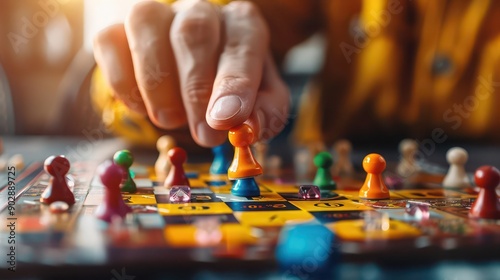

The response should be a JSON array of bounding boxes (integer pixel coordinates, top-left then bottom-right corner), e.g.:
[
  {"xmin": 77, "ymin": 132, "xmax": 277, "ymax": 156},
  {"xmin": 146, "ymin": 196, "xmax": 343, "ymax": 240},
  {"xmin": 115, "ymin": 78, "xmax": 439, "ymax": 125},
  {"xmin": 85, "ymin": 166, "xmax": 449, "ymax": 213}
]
[
  {"xmin": 113, "ymin": 150, "xmax": 137, "ymax": 193},
  {"xmin": 313, "ymin": 152, "xmax": 336, "ymax": 190},
  {"xmin": 210, "ymin": 142, "xmax": 232, "ymax": 175}
]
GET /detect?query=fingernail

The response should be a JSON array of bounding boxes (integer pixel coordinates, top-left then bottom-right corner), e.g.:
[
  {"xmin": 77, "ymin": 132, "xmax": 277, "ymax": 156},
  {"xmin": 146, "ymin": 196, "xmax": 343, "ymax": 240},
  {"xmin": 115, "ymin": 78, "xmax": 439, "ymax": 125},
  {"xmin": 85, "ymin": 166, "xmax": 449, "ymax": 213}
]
[{"xmin": 210, "ymin": 96, "xmax": 242, "ymax": 121}]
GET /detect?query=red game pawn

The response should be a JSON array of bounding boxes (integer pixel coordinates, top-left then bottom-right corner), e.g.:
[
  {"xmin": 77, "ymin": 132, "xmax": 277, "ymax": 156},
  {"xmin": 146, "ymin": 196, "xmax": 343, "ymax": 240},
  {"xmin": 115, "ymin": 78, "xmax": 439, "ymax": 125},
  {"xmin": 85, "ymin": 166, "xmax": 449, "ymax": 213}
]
[
  {"xmin": 164, "ymin": 147, "xmax": 190, "ymax": 189},
  {"xmin": 469, "ymin": 166, "xmax": 500, "ymax": 220},
  {"xmin": 359, "ymin": 153, "xmax": 390, "ymax": 200},
  {"xmin": 40, "ymin": 155, "xmax": 75, "ymax": 206},
  {"xmin": 95, "ymin": 161, "xmax": 131, "ymax": 223}
]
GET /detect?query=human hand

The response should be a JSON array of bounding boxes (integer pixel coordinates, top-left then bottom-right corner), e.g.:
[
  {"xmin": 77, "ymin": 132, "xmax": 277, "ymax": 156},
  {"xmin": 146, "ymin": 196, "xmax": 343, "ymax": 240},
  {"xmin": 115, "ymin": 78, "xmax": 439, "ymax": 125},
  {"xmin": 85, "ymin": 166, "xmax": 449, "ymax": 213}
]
[{"xmin": 93, "ymin": 0, "xmax": 290, "ymax": 147}]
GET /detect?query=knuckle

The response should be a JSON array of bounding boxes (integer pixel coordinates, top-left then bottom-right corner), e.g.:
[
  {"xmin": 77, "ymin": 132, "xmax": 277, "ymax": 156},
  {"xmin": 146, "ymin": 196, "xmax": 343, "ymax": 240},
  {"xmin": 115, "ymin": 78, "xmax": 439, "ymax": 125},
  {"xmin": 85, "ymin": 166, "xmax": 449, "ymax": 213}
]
[
  {"xmin": 172, "ymin": 13, "xmax": 216, "ymax": 47},
  {"xmin": 184, "ymin": 79, "xmax": 212, "ymax": 104},
  {"xmin": 218, "ymin": 75, "xmax": 253, "ymax": 95},
  {"xmin": 224, "ymin": 42, "xmax": 261, "ymax": 59},
  {"xmin": 127, "ymin": 1, "xmax": 170, "ymax": 27},
  {"xmin": 226, "ymin": 1, "xmax": 259, "ymax": 18}
]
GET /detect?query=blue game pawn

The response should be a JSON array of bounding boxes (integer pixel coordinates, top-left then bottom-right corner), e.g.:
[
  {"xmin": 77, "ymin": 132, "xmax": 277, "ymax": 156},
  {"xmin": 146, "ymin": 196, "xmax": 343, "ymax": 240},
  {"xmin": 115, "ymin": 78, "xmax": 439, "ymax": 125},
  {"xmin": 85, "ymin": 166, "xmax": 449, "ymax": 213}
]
[
  {"xmin": 231, "ymin": 178, "xmax": 260, "ymax": 197},
  {"xmin": 210, "ymin": 142, "xmax": 232, "ymax": 175}
]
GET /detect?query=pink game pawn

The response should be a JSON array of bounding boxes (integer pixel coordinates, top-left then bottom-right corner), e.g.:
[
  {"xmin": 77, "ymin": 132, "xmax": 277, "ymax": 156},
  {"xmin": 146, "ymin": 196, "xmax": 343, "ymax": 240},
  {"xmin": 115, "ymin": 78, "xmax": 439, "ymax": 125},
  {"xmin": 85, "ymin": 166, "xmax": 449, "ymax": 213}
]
[
  {"xmin": 469, "ymin": 166, "xmax": 500, "ymax": 220},
  {"xmin": 164, "ymin": 147, "xmax": 190, "ymax": 189},
  {"xmin": 40, "ymin": 155, "xmax": 75, "ymax": 206},
  {"xmin": 95, "ymin": 161, "xmax": 131, "ymax": 223}
]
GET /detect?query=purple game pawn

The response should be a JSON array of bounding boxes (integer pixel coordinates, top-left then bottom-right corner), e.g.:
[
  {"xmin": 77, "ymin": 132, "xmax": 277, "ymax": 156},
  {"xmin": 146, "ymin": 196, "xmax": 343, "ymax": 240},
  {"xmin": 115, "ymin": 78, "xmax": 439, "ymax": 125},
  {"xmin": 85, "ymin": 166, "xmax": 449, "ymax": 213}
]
[
  {"xmin": 95, "ymin": 161, "xmax": 131, "ymax": 223},
  {"xmin": 298, "ymin": 185, "xmax": 321, "ymax": 200},
  {"xmin": 40, "ymin": 155, "xmax": 75, "ymax": 206}
]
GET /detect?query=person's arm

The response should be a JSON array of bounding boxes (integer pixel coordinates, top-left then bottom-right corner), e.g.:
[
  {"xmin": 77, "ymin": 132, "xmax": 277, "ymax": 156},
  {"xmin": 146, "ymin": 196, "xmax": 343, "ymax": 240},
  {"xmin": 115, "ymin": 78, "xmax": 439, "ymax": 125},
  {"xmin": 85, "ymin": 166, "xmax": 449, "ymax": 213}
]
[{"xmin": 92, "ymin": 0, "xmax": 319, "ymax": 147}]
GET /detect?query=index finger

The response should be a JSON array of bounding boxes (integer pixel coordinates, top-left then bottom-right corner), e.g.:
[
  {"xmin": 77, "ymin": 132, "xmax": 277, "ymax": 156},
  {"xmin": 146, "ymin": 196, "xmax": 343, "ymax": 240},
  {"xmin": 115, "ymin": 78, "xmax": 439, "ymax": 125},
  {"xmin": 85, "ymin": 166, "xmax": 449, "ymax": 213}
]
[{"xmin": 206, "ymin": 1, "xmax": 270, "ymax": 130}]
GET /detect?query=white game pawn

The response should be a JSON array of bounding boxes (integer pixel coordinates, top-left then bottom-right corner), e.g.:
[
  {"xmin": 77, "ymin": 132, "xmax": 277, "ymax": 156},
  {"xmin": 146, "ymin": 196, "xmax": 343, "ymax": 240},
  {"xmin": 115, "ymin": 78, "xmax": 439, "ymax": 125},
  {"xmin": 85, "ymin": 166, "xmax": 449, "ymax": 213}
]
[
  {"xmin": 397, "ymin": 139, "xmax": 420, "ymax": 177},
  {"xmin": 7, "ymin": 154, "xmax": 24, "ymax": 171},
  {"xmin": 442, "ymin": 147, "xmax": 471, "ymax": 188},
  {"xmin": 332, "ymin": 139, "xmax": 354, "ymax": 176},
  {"xmin": 155, "ymin": 135, "xmax": 176, "ymax": 182}
]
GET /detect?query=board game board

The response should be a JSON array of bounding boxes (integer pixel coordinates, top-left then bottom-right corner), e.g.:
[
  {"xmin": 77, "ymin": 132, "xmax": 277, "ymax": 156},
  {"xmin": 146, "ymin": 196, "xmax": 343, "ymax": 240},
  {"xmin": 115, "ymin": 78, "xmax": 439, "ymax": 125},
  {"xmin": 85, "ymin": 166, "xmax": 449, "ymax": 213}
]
[{"xmin": 1, "ymin": 156, "xmax": 500, "ymax": 277}]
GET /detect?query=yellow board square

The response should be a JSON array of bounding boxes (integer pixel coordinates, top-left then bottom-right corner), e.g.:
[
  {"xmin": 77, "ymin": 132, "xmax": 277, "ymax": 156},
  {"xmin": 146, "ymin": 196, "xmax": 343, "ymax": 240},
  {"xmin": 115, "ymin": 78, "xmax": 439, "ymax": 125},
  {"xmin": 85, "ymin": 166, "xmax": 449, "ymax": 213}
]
[
  {"xmin": 234, "ymin": 211, "xmax": 315, "ymax": 226},
  {"xmin": 157, "ymin": 202, "xmax": 232, "ymax": 215},
  {"xmin": 247, "ymin": 193, "xmax": 286, "ymax": 202},
  {"xmin": 199, "ymin": 173, "xmax": 229, "ymax": 182},
  {"xmin": 164, "ymin": 224, "xmax": 256, "ymax": 247},
  {"xmin": 290, "ymin": 200, "xmax": 374, "ymax": 212},
  {"xmin": 327, "ymin": 219, "xmax": 421, "ymax": 240},
  {"xmin": 261, "ymin": 183, "xmax": 299, "ymax": 193},
  {"xmin": 335, "ymin": 190, "xmax": 404, "ymax": 200},
  {"xmin": 393, "ymin": 189, "xmax": 474, "ymax": 199},
  {"xmin": 211, "ymin": 186, "xmax": 232, "ymax": 194},
  {"xmin": 185, "ymin": 163, "xmax": 211, "ymax": 173},
  {"xmin": 123, "ymin": 194, "xmax": 157, "ymax": 205},
  {"xmin": 189, "ymin": 179, "xmax": 208, "ymax": 188}
]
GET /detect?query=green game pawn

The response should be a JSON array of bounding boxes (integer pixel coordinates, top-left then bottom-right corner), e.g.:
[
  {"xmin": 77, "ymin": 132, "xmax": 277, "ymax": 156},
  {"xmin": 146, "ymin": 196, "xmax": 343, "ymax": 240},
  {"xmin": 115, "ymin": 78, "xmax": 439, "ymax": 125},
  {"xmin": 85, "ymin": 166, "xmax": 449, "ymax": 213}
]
[
  {"xmin": 113, "ymin": 150, "xmax": 137, "ymax": 193},
  {"xmin": 313, "ymin": 152, "xmax": 336, "ymax": 190}
]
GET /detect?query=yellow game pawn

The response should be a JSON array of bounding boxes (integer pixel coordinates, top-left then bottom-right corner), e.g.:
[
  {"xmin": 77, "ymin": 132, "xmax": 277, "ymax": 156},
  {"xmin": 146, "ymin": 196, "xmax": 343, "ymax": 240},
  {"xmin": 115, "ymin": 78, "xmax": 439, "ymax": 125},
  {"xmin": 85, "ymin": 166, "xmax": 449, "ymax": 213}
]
[{"xmin": 359, "ymin": 153, "xmax": 390, "ymax": 200}]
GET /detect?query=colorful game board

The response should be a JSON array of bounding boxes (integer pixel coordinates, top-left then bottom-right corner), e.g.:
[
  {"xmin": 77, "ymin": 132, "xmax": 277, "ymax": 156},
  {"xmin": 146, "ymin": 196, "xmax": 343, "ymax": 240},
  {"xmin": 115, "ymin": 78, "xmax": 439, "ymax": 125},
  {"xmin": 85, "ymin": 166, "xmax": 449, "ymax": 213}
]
[{"xmin": 1, "ymin": 157, "xmax": 500, "ymax": 274}]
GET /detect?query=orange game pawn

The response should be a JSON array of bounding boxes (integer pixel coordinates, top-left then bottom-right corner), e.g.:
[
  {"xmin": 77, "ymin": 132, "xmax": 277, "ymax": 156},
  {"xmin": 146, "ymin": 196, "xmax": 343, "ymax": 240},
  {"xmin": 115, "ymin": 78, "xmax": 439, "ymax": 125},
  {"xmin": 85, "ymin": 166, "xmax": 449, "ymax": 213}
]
[
  {"xmin": 228, "ymin": 124, "xmax": 262, "ymax": 197},
  {"xmin": 228, "ymin": 124, "xmax": 263, "ymax": 180},
  {"xmin": 359, "ymin": 153, "xmax": 390, "ymax": 200}
]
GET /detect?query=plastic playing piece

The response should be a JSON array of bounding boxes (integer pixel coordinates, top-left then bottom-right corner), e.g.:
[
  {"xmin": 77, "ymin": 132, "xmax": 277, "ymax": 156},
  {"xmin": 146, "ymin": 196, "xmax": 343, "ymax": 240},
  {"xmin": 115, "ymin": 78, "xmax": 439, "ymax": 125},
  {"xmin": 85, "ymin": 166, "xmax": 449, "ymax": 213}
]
[
  {"xmin": 332, "ymin": 139, "xmax": 354, "ymax": 176},
  {"xmin": 40, "ymin": 155, "xmax": 75, "ymax": 206},
  {"xmin": 363, "ymin": 211, "xmax": 390, "ymax": 231},
  {"xmin": 164, "ymin": 147, "xmax": 190, "ymax": 189},
  {"xmin": 313, "ymin": 152, "xmax": 336, "ymax": 190},
  {"xmin": 359, "ymin": 153, "xmax": 390, "ymax": 200},
  {"xmin": 155, "ymin": 135, "xmax": 176, "ymax": 181},
  {"xmin": 276, "ymin": 223, "xmax": 337, "ymax": 277},
  {"xmin": 210, "ymin": 142, "xmax": 232, "ymax": 175},
  {"xmin": 227, "ymin": 124, "xmax": 263, "ymax": 180},
  {"xmin": 469, "ymin": 166, "xmax": 500, "ymax": 219},
  {"xmin": 298, "ymin": 185, "xmax": 321, "ymax": 200},
  {"xmin": 169, "ymin": 185, "xmax": 191, "ymax": 202},
  {"xmin": 95, "ymin": 160, "xmax": 131, "ymax": 223},
  {"xmin": 113, "ymin": 150, "xmax": 137, "ymax": 193},
  {"xmin": 442, "ymin": 147, "xmax": 471, "ymax": 188},
  {"xmin": 49, "ymin": 201, "xmax": 70, "ymax": 214},
  {"xmin": 7, "ymin": 154, "xmax": 24, "ymax": 171},
  {"xmin": 405, "ymin": 201, "xmax": 430, "ymax": 220},
  {"xmin": 231, "ymin": 177, "xmax": 260, "ymax": 197},
  {"xmin": 397, "ymin": 139, "xmax": 420, "ymax": 177}
]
